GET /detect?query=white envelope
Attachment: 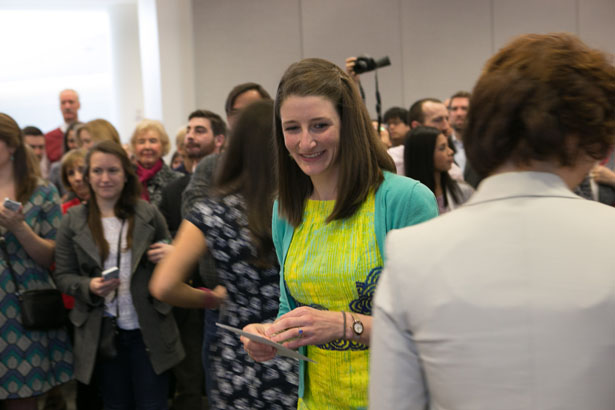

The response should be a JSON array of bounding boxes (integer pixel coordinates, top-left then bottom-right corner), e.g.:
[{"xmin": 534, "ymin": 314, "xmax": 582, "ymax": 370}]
[{"xmin": 216, "ymin": 323, "xmax": 315, "ymax": 363}]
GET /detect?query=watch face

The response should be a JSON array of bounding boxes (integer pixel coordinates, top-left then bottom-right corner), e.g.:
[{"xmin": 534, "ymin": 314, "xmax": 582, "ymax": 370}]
[{"xmin": 353, "ymin": 321, "xmax": 364, "ymax": 335}]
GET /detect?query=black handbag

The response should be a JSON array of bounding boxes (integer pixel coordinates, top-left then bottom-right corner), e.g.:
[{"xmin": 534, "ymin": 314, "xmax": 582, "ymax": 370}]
[
  {"xmin": 0, "ymin": 237, "xmax": 67, "ymax": 330},
  {"xmin": 98, "ymin": 315, "xmax": 119, "ymax": 360},
  {"xmin": 97, "ymin": 219, "xmax": 124, "ymax": 360}
]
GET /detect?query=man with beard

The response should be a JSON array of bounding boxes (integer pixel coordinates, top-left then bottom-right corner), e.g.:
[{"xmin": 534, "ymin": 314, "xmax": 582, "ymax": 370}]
[
  {"xmin": 23, "ymin": 126, "xmax": 50, "ymax": 178},
  {"xmin": 448, "ymin": 91, "xmax": 471, "ymax": 172},
  {"xmin": 45, "ymin": 89, "xmax": 81, "ymax": 163},
  {"xmin": 157, "ymin": 109, "xmax": 226, "ymax": 410},
  {"xmin": 447, "ymin": 91, "xmax": 482, "ymax": 187},
  {"xmin": 182, "ymin": 110, "xmax": 226, "ymax": 174}
]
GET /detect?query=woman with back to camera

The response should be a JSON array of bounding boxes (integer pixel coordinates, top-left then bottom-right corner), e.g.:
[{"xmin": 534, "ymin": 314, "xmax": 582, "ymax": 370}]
[
  {"xmin": 53, "ymin": 140, "xmax": 184, "ymax": 410},
  {"xmin": 404, "ymin": 126, "xmax": 474, "ymax": 214},
  {"xmin": 370, "ymin": 32, "xmax": 615, "ymax": 410},
  {"xmin": 151, "ymin": 100, "xmax": 299, "ymax": 409},
  {"xmin": 241, "ymin": 58, "xmax": 438, "ymax": 409},
  {"xmin": 0, "ymin": 113, "xmax": 73, "ymax": 410},
  {"xmin": 76, "ymin": 119, "xmax": 121, "ymax": 151},
  {"xmin": 130, "ymin": 119, "xmax": 182, "ymax": 207}
]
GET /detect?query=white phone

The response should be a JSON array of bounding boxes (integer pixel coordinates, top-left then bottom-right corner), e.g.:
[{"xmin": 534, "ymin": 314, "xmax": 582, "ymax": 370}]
[
  {"xmin": 3, "ymin": 198, "xmax": 21, "ymax": 212},
  {"xmin": 102, "ymin": 267, "xmax": 120, "ymax": 281}
]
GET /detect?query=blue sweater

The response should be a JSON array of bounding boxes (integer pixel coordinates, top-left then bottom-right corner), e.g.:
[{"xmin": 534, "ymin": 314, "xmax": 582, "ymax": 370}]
[{"xmin": 272, "ymin": 171, "xmax": 438, "ymax": 398}]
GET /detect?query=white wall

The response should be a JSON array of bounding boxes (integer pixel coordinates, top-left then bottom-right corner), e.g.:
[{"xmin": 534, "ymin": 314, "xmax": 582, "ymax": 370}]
[
  {"xmin": 192, "ymin": 0, "xmax": 302, "ymax": 117},
  {"xmin": 109, "ymin": 2, "xmax": 144, "ymax": 140},
  {"xmin": 192, "ymin": 0, "xmax": 615, "ymax": 117},
  {"xmin": 155, "ymin": 0, "xmax": 196, "ymax": 139},
  {"xmin": 2, "ymin": 0, "xmax": 613, "ymax": 145}
]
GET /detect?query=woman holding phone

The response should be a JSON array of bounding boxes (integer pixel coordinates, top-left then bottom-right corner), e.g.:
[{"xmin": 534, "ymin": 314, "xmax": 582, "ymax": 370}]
[
  {"xmin": 0, "ymin": 113, "xmax": 73, "ymax": 410},
  {"xmin": 54, "ymin": 140, "xmax": 183, "ymax": 410}
]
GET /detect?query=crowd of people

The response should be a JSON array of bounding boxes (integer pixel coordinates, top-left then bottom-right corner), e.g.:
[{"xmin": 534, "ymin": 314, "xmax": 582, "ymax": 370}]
[{"xmin": 0, "ymin": 32, "xmax": 614, "ymax": 410}]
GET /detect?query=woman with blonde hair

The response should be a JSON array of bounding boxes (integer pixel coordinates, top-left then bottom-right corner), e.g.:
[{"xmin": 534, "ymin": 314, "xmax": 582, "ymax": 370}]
[
  {"xmin": 130, "ymin": 119, "xmax": 181, "ymax": 207},
  {"xmin": 76, "ymin": 119, "xmax": 121, "ymax": 151}
]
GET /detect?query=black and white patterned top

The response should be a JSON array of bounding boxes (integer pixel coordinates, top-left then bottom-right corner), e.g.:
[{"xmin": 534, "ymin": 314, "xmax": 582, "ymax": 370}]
[{"xmin": 187, "ymin": 193, "xmax": 298, "ymax": 409}]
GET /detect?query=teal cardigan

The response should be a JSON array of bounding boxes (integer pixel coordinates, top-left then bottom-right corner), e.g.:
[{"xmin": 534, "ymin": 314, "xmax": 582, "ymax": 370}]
[{"xmin": 272, "ymin": 171, "xmax": 438, "ymax": 398}]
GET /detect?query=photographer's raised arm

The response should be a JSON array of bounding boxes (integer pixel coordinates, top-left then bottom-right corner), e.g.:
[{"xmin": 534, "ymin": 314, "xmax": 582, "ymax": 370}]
[{"xmin": 345, "ymin": 56, "xmax": 361, "ymax": 84}]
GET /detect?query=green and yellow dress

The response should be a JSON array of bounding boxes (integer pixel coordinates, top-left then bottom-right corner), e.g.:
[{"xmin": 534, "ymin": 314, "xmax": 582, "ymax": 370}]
[{"xmin": 285, "ymin": 192, "xmax": 382, "ymax": 409}]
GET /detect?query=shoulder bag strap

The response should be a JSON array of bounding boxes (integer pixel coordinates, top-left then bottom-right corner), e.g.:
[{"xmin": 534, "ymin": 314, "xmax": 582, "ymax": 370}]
[{"xmin": 111, "ymin": 219, "xmax": 125, "ymax": 318}]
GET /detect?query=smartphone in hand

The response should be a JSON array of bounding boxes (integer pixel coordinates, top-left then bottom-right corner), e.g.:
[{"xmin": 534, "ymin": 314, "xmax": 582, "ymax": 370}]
[
  {"xmin": 3, "ymin": 198, "xmax": 21, "ymax": 212},
  {"xmin": 102, "ymin": 267, "xmax": 120, "ymax": 281}
]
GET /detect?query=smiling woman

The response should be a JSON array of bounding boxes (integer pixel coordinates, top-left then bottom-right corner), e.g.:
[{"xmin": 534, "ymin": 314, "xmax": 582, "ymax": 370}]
[
  {"xmin": 53, "ymin": 140, "xmax": 184, "ymax": 409},
  {"xmin": 241, "ymin": 58, "xmax": 438, "ymax": 409},
  {"xmin": 281, "ymin": 95, "xmax": 341, "ymax": 199},
  {"xmin": 130, "ymin": 119, "xmax": 181, "ymax": 206},
  {"xmin": 404, "ymin": 126, "xmax": 474, "ymax": 214}
]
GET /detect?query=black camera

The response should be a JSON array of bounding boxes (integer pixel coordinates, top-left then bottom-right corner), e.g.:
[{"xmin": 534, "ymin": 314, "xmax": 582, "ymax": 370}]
[{"xmin": 353, "ymin": 55, "xmax": 391, "ymax": 74}]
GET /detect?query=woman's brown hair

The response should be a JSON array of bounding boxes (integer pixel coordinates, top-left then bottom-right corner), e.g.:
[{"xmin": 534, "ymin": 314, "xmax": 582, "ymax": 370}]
[
  {"xmin": 84, "ymin": 141, "xmax": 141, "ymax": 262},
  {"xmin": 60, "ymin": 148, "xmax": 86, "ymax": 192},
  {"xmin": 214, "ymin": 100, "xmax": 276, "ymax": 265},
  {"xmin": 465, "ymin": 33, "xmax": 615, "ymax": 178},
  {"xmin": 274, "ymin": 58, "xmax": 395, "ymax": 227},
  {"xmin": 0, "ymin": 113, "xmax": 39, "ymax": 203},
  {"xmin": 77, "ymin": 119, "xmax": 121, "ymax": 147}
]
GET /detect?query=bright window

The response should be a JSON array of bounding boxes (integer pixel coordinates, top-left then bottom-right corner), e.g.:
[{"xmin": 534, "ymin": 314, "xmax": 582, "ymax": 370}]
[{"xmin": 0, "ymin": 9, "xmax": 114, "ymax": 132}]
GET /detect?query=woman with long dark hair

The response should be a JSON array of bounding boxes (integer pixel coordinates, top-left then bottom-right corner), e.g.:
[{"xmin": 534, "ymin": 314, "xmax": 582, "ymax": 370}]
[
  {"xmin": 0, "ymin": 113, "xmax": 73, "ymax": 410},
  {"xmin": 54, "ymin": 140, "xmax": 183, "ymax": 409},
  {"xmin": 241, "ymin": 58, "xmax": 438, "ymax": 408},
  {"xmin": 404, "ymin": 126, "xmax": 474, "ymax": 214},
  {"xmin": 151, "ymin": 100, "xmax": 299, "ymax": 409}
]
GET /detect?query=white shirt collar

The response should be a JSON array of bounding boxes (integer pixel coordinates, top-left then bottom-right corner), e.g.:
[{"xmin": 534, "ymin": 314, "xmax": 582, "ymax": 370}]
[{"xmin": 467, "ymin": 171, "xmax": 580, "ymax": 206}]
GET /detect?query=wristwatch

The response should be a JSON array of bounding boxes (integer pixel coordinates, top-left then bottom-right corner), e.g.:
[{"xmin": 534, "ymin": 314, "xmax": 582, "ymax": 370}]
[{"xmin": 350, "ymin": 313, "xmax": 364, "ymax": 337}]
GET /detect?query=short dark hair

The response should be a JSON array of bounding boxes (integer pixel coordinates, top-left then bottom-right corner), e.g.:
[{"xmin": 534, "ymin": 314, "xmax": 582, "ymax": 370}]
[
  {"xmin": 22, "ymin": 126, "xmax": 44, "ymax": 136},
  {"xmin": 408, "ymin": 98, "xmax": 442, "ymax": 125},
  {"xmin": 224, "ymin": 83, "xmax": 271, "ymax": 116},
  {"xmin": 188, "ymin": 109, "xmax": 227, "ymax": 137},
  {"xmin": 465, "ymin": 32, "xmax": 615, "ymax": 178},
  {"xmin": 404, "ymin": 126, "xmax": 462, "ymax": 206},
  {"xmin": 384, "ymin": 107, "xmax": 409, "ymax": 125},
  {"xmin": 448, "ymin": 91, "xmax": 471, "ymax": 108},
  {"xmin": 274, "ymin": 58, "xmax": 395, "ymax": 227}
]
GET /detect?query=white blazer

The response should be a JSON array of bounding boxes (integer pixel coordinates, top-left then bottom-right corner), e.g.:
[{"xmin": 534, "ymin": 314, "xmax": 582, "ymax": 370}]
[{"xmin": 370, "ymin": 171, "xmax": 615, "ymax": 410}]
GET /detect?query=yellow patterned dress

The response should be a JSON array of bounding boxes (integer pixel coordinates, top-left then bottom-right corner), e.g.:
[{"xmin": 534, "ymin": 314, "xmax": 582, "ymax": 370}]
[{"xmin": 285, "ymin": 193, "xmax": 382, "ymax": 409}]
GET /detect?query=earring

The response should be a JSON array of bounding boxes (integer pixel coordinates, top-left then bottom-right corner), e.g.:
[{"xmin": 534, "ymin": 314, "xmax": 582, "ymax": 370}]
[{"xmin": 10, "ymin": 154, "xmax": 14, "ymax": 161}]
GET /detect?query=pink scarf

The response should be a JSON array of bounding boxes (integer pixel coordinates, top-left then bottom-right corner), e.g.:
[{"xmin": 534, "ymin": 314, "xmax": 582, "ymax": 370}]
[{"xmin": 136, "ymin": 159, "xmax": 163, "ymax": 201}]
